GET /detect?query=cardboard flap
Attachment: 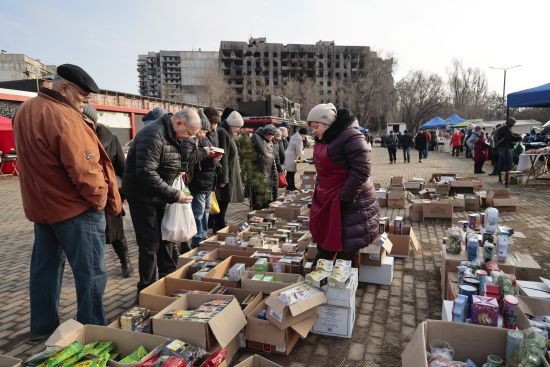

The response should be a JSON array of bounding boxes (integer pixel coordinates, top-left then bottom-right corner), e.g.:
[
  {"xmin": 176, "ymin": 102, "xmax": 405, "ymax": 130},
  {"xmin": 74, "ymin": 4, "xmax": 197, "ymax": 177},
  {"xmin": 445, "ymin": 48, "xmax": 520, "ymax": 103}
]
[
  {"xmin": 290, "ymin": 315, "xmax": 318, "ymax": 338},
  {"xmin": 0, "ymin": 356, "xmax": 22, "ymax": 367},
  {"xmin": 287, "ymin": 291, "xmax": 326, "ymax": 317},
  {"xmin": 410, "ymin": 228, "xmax": 420, "ymax": 251},
  {"xmin": 401, "ymin": 321, "xmax": 428, "ymax": 367},
  {"xmin": 208, "ymin": 298, "xmax": 247, "ymax": 348},
  {"xmin": 45, "ymin": 319, "xmax": 84, "ymax": 346}
]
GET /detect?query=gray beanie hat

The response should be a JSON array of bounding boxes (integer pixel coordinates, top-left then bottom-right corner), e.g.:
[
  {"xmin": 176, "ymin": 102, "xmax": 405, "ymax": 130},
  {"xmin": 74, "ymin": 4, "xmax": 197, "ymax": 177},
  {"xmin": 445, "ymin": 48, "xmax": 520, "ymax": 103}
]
[
  {"xmin": 262, "ymin": 124, "xmax": 278, "ymax": 136},
  {"xmin": 198, "ymin": 109, "xmax": 210, "ymax": 131},
  {"xmin": 83, "ymin": 104, "xmax": 98, "ymax": 123},
  {"xmin": 226, "ymin": 111, "xmax": 244, "ymax": 127}
]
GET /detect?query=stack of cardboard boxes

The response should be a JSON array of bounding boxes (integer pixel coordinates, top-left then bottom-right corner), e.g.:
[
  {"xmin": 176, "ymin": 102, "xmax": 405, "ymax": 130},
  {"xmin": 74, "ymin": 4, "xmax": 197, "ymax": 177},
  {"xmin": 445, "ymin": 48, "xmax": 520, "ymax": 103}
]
[
  {"xmin": 300, "ymin": 170, "xmax": 317, "ymax": 191},
  {"xmin": 358, "ymin": 233, "xmax": 394, "ymax": 285}
]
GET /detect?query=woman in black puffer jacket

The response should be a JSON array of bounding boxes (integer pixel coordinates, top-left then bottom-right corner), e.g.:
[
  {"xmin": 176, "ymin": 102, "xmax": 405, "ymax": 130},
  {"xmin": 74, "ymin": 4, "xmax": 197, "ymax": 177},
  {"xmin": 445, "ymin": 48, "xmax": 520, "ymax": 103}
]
[{"xmin": 307, "ymin": 104, "xmax": 379, "ymax": 266}]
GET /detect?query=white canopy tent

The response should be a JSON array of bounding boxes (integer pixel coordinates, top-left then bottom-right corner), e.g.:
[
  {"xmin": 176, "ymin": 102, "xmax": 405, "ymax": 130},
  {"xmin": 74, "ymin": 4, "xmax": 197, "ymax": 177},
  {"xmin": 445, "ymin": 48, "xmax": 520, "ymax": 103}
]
[{"xmin": 480, "ymin": 120, "xmax": 542, "ymax": 135}]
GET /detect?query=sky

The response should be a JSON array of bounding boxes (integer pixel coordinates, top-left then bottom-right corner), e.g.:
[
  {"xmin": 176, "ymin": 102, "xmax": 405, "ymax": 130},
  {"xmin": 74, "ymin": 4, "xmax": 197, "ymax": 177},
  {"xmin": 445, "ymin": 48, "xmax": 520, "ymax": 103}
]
[{"xmin": 2, "ymin": 0, "xmax": 549, "ymax": 97}]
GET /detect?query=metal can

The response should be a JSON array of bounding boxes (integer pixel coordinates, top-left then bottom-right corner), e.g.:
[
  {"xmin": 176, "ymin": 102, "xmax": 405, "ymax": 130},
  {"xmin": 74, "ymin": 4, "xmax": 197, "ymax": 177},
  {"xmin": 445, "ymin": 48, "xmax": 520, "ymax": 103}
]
[
  {"xmin": 459, "ymin": 284, "xmax": 477, "ymax": 315},
  {"xmin": 468, "ymin": 214, "xmax": 477, "ymax": 229},
  {"xmin": 480, "ymin": 212, "xmax": 486, "ymax": 227},
  {"xmin": 503, "ymin": 295, "xmax": 519, "ymax": 329},
  {"xmin": 463, "ymin": 277, "xmax": 481, "ymax": 295},
  {"xmin": 506, "ymin": 330, "xmax": 524, "ymax": 361},
  {"xmin": 467, "ymin": 236, "xmax": 479, "ymax": 262},
  {"xmin": 457, "ymin": 265, "xmax": 468, "ymax": 284},
  {"xmin": 483, "ymin": 241, "xmax": 495, "ymax": 262},
  {"xmin": 475, "ymin": 269, "xmax": 488, "ymax": 295}
]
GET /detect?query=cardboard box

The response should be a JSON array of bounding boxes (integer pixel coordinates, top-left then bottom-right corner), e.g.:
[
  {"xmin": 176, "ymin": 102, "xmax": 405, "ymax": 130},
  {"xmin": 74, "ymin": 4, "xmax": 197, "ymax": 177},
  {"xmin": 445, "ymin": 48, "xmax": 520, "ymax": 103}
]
[
  {"xmin": 270, "ymin": 203, "xmax": 308, "ymax": 221},
  {"xmin": 451, "ymin": 197, "xmax": 465, "ymax": 212},
  {"xmin": 449, "ymin": 180, "xmax": 475, "ymax": 195},
  {"xmin": 377, "ymin": 197, "xmax": 387, "ymax": 208},
  {"xmin": 201, "ymin": 256, "xmax": 258, "ymax": 288},
  {"xmin": 312, "ymin": 303, "xmax": 355, "ymax": 338},
  {"xmin": 408, "ymin": 200, "xmax": 429, "ymax": 222},
  {"xmin": 139, "ymin": 277, "xmax": 220, "ymax": 311},
  {"xmin": 177, "ymin": 247, "xmax": 218, "ymax": 268},
  {"xmin": 46, "ymin": 320, "xmax": 167, "ymax": 367},
  {"xmin": 486, "ymin": 189, "xmax": 518, "ymax": 212},
  {"xmin": 435, "ymin": 182, "xmax": 450, "ymax": 195},
  {"xmin": 401, "ymin": 320, "xmax": 550, "ymax": 367},
  {"xmin": 167, "ymin": 260, "xmax": 196, "ymax": 280},
  {"xmin": 510, "ymin": 253, "xmax": 542, "ymax": 281},
  {"xmin": 387, "ymin": 198, "xmax": 407, "ymax": 209},
  {"xmin": 220, "ymin": 287, "xmax": 263, "ymax": 317},
  {"xmin": 431, "ymin": 173, "xmax": 457, "ymax": 182},
  {"xmin": 422, "ymin": 201, "xmax": 453, "ymax": 223},
  {"xmin": 247, "ymin": 210, "xmax": 276, "ymax": 220},
  {"xmin": 358, "ymin": 256, "xmax": 394, "ymax": 285},
  {"xmin": 216, "ymin": 225, "xmax": 247, "ymax": 240},
  {"xmin": 241, "ymin": 271, "xmax": 304, "ymax": 294},
  {"xmin": 517, "ymin": 280, "xmax": 550, "ymax": 299},
  {"xmin": 245, "ymin": 301, "xmax": 316, "ymax": 356},
  {"xmin": 390, "ymin": 176, "xmax": 404, "ymax": 185},
  {"xmin": 387, "ymin": 226, "xmax": 419, "ymax": 258},
  {"xmin": 301, "ymin": 171, "xmax": 317, "ymax": 180},
  {"xmin": 300, "ymin": 179, "xmax": 316, "ymax": 191},
  {"xmin": 464, "ymin": 194, "xmax": 481, "ymax": 211},
  {"xmin": 152, "ymin": 294, "xmax": 247, "ymax": 351},
  {"xmin": 517, "ymin": 296, "xmax": 550, "ymax": 330},
  {"xmin": 234, "ymin": 355, "xmax": 283, "ymax": 367},
  {"xmin": 404, "ymin": 181, "xmax": 424, "ymax": 193},
  {"xmin": 0, "ymin": 356, "xmax": 21, "ymax": 367},
  {"xmin": 374, "ymin": 189, "xmax": 387, "ymax": 199},
  {"xmin": 325, "ymin": 268, "xmax": 358, "ymax": 307},
  {"xmin": 359, "ymin": 234, "xmax": 393, "ymax": 266},
  {"xmin": 265, "ymin": 282, "xmax": 327, "ymax": 329}
]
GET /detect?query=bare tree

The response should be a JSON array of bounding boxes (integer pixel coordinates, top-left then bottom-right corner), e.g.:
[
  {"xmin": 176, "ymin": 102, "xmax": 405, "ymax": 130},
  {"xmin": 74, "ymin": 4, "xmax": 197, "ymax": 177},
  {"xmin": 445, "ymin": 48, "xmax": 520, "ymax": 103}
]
[
  {"xmin": 396, "ymin": 70, "xmax": 447, "ymax": 131},
  {"xmin": 275, "ymin": 79, "xmax": 320, "ymax": 120},
  {"xmin": 447, "ymin": 59, "xmax": 487, "ymax": 116},
  {"xmin": 197, "ymin": 70, "xmax": 237, "ymax": 108}
]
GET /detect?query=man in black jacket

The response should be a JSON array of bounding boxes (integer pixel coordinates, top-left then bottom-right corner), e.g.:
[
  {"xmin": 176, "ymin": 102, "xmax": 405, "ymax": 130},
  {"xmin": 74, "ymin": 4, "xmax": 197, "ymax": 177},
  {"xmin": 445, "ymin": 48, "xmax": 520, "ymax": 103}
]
[
  {"xmin": 123, "ymin": 107, "xmax": 215, "ymax": 291},
  {"xmin": 401, "ymin": 130, "xmax": 413, "ymax": 163},
  {"xmin": 491, "ymin": 118, "xmax": 522, "ymax": 183},
  {"xmin": 415, "ymin": 129, "xmax": 428, "ymax": 163}
]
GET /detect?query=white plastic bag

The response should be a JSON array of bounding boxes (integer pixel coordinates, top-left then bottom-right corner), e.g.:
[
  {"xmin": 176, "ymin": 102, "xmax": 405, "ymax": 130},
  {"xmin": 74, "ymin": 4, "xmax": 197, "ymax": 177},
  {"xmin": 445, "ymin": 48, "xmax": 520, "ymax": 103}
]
[{"xmin": 161, "ymin": 176, "xmax": 197, "ymax": 242}]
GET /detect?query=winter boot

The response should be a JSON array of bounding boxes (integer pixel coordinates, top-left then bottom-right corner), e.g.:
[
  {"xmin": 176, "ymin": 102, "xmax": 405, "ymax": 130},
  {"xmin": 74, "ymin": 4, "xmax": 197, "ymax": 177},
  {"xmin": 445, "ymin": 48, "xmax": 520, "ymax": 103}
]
[{"xmin": 112, "ymin": 238, "xmax": 134, "ymax": 278}]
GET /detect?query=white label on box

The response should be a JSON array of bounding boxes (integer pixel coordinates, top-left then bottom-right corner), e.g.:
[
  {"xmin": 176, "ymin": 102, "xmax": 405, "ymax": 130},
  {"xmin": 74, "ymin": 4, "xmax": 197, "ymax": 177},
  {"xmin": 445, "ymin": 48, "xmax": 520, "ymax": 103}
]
[
  {"xmin": 313, "ymin": 305, "xmax": 354, "ymax": 337},
  {"xmin": 275, "ymin": 345, "xmax": 287, "ymax": 353},
  {"xmin": 269, "ymin": 308, "xmax": 284, "ymax": 322}
]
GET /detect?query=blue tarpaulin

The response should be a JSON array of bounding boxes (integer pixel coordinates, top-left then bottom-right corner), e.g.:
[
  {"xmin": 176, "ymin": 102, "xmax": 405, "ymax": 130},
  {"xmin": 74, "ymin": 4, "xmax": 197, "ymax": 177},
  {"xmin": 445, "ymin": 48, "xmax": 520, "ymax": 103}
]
[
  {"xmin": 420, "ymin": 116, "xmax": 446, "ymax": 129},
  {"xmin": 507, "ymin": 83, "xmax": 550, "ymax": 108},
  {"xmin": 444, "ymin": 114, "xmax": 467, "ymax": 126}
]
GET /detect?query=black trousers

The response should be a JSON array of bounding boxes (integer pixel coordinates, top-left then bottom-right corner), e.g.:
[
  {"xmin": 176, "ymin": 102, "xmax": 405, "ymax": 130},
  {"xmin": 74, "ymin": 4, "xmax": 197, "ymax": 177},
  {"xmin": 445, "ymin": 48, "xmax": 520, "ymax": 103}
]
[
  {"xmin": 452, "ymin": 147, "xmax": 460, "ymax": 157},
  {"xmin": 128, "ymin": 200, "xmax": 179, "ymax": 291},
  {"xmin": 211, "ymin": 200, "xmax": 230, "ymax": 233},
  {"xmin": 286, "ymin": 171, "xmax": 297, "ymax": 191},
  {"xmin": 387, "ymin": 147, "xmax": 397, "ymax": 162},
  {"xmin": 474, "ymin": 161, "xmax": 485, "ymax": 173}
]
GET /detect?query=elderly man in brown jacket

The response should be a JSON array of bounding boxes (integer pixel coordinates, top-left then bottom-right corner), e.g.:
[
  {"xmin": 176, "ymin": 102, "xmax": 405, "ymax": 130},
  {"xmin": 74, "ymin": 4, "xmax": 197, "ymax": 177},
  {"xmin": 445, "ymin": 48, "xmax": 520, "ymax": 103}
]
[{"xmin": 13, "ymin": 64, "xmax": 121, "ymax": 341}]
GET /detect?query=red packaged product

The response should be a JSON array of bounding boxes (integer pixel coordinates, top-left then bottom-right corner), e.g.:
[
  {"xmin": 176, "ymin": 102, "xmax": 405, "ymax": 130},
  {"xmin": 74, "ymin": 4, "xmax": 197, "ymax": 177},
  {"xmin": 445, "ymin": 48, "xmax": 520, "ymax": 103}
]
[
  {"xmin": 201, "ymin": 349, "xmax": 228, "ymax": 367},
  {"xmin": 139, "ymin": 355, "xmax": 187, "ymax": 367}
]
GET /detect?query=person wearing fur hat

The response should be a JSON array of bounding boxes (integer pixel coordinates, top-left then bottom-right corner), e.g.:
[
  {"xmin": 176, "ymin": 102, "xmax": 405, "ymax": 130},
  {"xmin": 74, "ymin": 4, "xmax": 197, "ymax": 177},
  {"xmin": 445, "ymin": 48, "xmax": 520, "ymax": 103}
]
[
  {"xmin": 251, "ymin": 124, "xmax": 280, "ymax": 209},
  {"xmin": 307, "ymin": 103, "xmax": 379, "ymax": 266},
  {"xmin": 210, "ymin": 110, "xmax": 245, "ymax": 231},
  {"xmin": 188, "ymin": 109, "xmax": 223, "ymax": 246},
  {"xmin": 83, "ymin": 104, "xmax": 133, "ymax": 278}
]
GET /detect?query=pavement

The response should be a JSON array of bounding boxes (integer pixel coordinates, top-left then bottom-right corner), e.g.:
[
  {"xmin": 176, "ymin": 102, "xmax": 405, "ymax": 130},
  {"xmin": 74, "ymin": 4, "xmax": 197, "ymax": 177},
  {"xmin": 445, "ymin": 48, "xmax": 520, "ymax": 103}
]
[{"xmin": 1, "ymin": 146, "xmax": 550, "ymax": 366}]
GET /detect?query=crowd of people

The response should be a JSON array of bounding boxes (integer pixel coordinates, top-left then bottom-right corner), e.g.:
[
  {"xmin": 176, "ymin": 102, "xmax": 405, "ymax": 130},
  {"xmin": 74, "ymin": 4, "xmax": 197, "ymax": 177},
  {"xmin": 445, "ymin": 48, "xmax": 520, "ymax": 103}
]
[{"xmin": 14, "ymin": 64, "xmax": 382, "ymax": 341}]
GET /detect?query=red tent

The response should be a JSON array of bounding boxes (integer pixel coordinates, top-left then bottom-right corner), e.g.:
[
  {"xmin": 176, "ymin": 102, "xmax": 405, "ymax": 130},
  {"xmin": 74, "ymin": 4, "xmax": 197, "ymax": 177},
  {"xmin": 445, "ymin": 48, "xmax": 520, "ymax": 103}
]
[{"xmin": 0, "ymin": 115, "xmax": 17, "ymax": 174}]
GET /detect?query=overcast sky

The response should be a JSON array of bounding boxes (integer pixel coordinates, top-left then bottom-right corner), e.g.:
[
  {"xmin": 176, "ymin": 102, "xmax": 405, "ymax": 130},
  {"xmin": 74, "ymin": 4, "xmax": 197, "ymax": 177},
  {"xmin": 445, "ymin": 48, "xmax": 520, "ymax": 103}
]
[{"xmin": 3, "ymin": 0, "xmax": 549, "ymax": 97}]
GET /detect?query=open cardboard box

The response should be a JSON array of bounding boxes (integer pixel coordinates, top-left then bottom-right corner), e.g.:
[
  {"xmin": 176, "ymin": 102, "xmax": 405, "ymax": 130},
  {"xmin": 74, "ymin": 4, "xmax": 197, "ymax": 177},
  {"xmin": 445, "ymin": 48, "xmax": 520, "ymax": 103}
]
[
  {"xmin": 431, "ymin": 173, "xmax": 457, "ymax": 182},
  {"xmin": 390, "ymin": 176, "xmax": 404, "ymax": 185},
  {"xmin": 408, "ymin": 199, "xmax": 430, "ymax": 222},
  {"xmin": 387, "ymin": 225, "xmax": 419, "ymax": 258},
  {"xmin": 265, "ymin": 282, "xmax": 326, "ymax": 329},
  {"xmin": 202, "ymin": 256, "xmax": 258, "ymax": 288},
  {"xmin": 422, "ymin": 201, "xmax": 453, "ymax": 223},
  {"xmin": 216, "ymin": 225, "xmax": 247, "ymax": 240},
  {"xmin": 202, "ymin": 248, "xmax": 253, "ymax": 261},
  {"xmin": 247, "ymin": 210, "xmax": 276, "ymax": 221},
  {"xmin": 46, "ymin": 320, "xmax": 168, "ymax": 367},
  {"xmin": 325, "ymin": 268, "xmax": 358, "ymax": 308},
  {"xmin": 517, "ymin": 296, "xmax": 550, "ymax": 330},
  {"xmin": 402, "ymin": 319, "xmax": 550, "ymax": 367},
  {"xmin": 167, "ymin": 260, "xmax": 196, "ymax": 280},
  {"xmin": 0, "ymin": 356, "xmax": 21, "ymax": 367},
  {"xmin": 218, "ymin": 286, "xmax": 263, "ymax": 316},
  {"xmin": 177, "ymin": 247, "xmax": 218, "ymax": 268},
  {"xmin": 359, "ymin": 234, "xmax": 393, "ymax": 266},
  {"xmin": 139, "ymin": 277, "xmax": 221, "ymax": 311},
  {"xmin": 234, "ymin": 354, "xmax": 283, "ymax": 367},
  {"xmin": 509, "ymin": 253, "xmax": 542, "ymax": 281},
  {"xmin": 486, "ymin": 189, "xmax": 518, "ymax": 212},
  {"xmin": 245, "ymin": 301, "xmax": 316, "ymax": 356},
  {"xmin": 241, "ymin": 271, "xmax": 304, "ymax": 294},
  {"xmin": 152, "ymin": 294, "xmax": 246, "ymax": 351}
]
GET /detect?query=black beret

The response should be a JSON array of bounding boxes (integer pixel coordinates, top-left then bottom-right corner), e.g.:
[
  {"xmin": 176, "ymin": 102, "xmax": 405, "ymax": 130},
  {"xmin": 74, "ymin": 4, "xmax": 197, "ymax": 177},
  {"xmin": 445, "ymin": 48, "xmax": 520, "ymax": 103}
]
[{"xmin": 57, "ymin": 64, "xmax": 99, "ymax": 93}]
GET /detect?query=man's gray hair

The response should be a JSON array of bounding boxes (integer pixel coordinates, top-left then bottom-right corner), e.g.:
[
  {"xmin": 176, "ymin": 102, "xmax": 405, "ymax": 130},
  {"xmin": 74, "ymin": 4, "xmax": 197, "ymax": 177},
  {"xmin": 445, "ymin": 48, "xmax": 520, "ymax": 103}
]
[
  {"xmin": 174, "ymin": 107, "xmax": 200, "ymax": 128},
  {"xmin": 52, "ymin": 74, "xmax": 67, "ymax": 89}
]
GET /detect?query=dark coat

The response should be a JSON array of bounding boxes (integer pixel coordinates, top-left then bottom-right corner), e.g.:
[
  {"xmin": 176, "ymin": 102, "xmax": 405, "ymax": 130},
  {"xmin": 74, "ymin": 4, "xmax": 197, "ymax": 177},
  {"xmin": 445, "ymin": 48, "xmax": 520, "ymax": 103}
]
[
  {"xmin": 123, "ymin": 113, "xmax": 203, "ymax": 207},
  {"xmin": 494, "ymin": 125, "xmax": 522, "ymax": 149},
  {"xmin": 188, "ymin": 136, "xmax": 218, "ymax": 194},
  {"xmin": 385, "ymin": 134, "xmax": 398, "ymax": 148},
  {"xmin": 277, "ymin": 139, "xmax": 286, "ymax": 166},
  {"xmin": 317, "ymin": 110, "xmax": 380, "ymax": 253},
  {"xmin": 401, "ymin": 133, "xmax": 414, "ymax": 149},
  {"xmin": 415, "ymin": 132, "xmax": 427, "ymax": 150},
  {"xmin": 216, "ymin": 121, "xmax": 244, "ymax": 203},
  {"xmin": 95, "ymin": 123, "xmax": 125, "ymax": 243},
  {"xmin": 251, "ymin": 127, "xmax": 277, "ymax": 189}
]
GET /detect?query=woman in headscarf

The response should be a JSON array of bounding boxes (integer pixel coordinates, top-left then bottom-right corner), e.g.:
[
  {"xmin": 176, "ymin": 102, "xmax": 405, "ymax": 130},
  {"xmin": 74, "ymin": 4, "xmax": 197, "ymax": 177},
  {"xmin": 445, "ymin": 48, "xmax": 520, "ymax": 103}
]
[
  {"xmin": 307, "ymin": 104, "xmax": 379, "ymax": 266},
  {"xmin": 251, "ymin": 124, "xmax": 279, "ymax": 209}
]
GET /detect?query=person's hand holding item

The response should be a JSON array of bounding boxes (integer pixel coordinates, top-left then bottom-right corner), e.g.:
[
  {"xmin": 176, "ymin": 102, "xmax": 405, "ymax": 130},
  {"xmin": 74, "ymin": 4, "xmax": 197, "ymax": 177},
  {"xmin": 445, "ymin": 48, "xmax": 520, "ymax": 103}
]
[
  {"xmin": 213, "ymin": 155, "xmax": 222, "ymax": 164},
  {"xmin": 203, "ymin": 146, "xmax": 217, "ymax": 158},
  {"xmin": 177, "ymin": 192, "xmax": 193, "ymax": 204}
]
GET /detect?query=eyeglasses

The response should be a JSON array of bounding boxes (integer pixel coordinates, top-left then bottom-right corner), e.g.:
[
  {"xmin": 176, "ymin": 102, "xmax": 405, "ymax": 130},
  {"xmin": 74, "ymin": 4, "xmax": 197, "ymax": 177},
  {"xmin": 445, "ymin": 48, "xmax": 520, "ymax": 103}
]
[{"xmin": 66, "ymin": 82, "xmax": 91, "ymax": 102}]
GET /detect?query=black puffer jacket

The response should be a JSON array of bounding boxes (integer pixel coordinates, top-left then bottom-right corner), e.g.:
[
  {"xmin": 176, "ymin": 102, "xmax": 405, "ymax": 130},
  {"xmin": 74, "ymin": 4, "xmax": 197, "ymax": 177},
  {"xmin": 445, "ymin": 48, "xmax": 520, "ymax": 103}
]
[
  {"xmin": 123, "ymin": 113, "xmax": 186, "ymax": 206},
  {"xmin": 251, "ymin": 127, "xmax": 277, "ymax": 185},
  {"xmin": 188, "ymin": 136, "xmax": 218, "ymax": 194}
]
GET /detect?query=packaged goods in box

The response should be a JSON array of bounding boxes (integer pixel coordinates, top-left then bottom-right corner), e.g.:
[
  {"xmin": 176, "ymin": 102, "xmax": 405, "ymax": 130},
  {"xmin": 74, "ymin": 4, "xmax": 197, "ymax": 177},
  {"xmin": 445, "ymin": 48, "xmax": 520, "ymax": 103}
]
[
  {"xmin": 210, "ymin": 286, "xmax": 263, "ymax": 316},
  {"xmin": 152, "ymin": 294, "xmax": 246, "ymax": 351},
  {"xmin": 359, "ymin": 234, "xmax": 393, "ymax": 266},
  {"xmin": 390, "ymin": 176, "xmax": 404, "ymax": 185},
  {"xmin": 517, "ymin": 296, "xmax": 550, "ymax": 330},
  {"xmin": 234, "ymin": 355, "xmax": 283, "ymax": 367},
  {"xmin": 201, "ymin": 256, "xmax": 256, "ymax": 288},
  {"xmin": 312, "ymin": 303, "xmax": 355, "ymax": 338},
  {"xmin": 464, "ymin": 194, "xmax": 481, "ymax": 211},
  {"xmin": 241, "ymin": 272, "xmax": 304, "ymax": 294},
  {"xmin": 300, "ymin": 179, "xmax": 316, "ymax": 190},
  {"xmin": 431, "ymin": 173, "xmax": 457, "ymax": 182},
  {"xmin": 326, "ymin": 268, "xmax": 358, "ymax": 308},
  {"xmin": 358, "ymin": 256, "xmax": 394, "ymax": 285}
]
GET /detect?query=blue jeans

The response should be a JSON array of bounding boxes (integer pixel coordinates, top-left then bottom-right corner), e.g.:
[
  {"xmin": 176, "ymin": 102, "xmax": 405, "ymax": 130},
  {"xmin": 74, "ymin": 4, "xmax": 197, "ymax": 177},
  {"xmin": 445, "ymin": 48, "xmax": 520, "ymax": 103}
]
[
  {"xmin": 403, "ymin": 147, "xmax": 410, "ymax": 162},
  {"xmin": 191, "ymin": 192, "xmax": 211, "ymax": 246},
  {"xmin": 30, "ymin": 209, "xmax": 107, "ymax": 338},
  {"xmin": 422, "ymin": 148, "xmax": 428, "ymax": 158}
]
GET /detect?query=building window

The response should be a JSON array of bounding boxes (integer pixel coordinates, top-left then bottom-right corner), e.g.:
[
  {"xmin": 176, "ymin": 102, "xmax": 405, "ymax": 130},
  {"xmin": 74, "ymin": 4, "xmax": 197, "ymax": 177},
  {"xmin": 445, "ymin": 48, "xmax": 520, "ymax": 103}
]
[{"xmin": 264, "ymin": 52, "xmax": 269, "ymax": 57}]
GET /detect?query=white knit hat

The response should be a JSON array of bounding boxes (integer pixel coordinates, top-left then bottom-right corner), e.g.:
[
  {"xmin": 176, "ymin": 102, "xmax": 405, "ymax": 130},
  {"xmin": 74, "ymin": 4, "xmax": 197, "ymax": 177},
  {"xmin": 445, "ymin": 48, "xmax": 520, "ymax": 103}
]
[
  {"xmin": 278, "ymin": 126, "xmax": 288, "ymax": 138},
  {"xmin": 307, "ymin": 103, "xmax": 337, "ymax": 126},
  {"xmin": 226, "ymin": 111, "xmax": 244, "ymax": 127}
]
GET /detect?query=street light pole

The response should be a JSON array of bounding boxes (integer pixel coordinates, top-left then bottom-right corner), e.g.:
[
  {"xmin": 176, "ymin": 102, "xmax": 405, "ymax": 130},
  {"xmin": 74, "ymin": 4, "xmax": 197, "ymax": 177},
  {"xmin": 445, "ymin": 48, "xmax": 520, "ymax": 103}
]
[{"xmin": 489, "ymin": 64, "xmax": 521, "ymax": 109}]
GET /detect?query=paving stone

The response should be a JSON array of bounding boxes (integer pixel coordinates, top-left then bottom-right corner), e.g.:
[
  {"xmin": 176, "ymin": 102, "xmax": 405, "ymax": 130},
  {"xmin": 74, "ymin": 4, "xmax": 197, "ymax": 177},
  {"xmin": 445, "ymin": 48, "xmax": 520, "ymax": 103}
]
[{"xmin": 347, "ymin": 342, "xmax": 365, "ymax": 361}]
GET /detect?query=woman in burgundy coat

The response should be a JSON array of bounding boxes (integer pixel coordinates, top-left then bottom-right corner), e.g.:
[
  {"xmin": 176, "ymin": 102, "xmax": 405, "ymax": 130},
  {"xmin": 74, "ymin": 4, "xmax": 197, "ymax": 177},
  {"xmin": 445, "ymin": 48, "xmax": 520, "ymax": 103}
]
[
  {"xmin": 474, "ymin": 130, "xmax": 489, "ymax": 174},
  {"xmin": 307, "ymin": 104, "xmax": 380, "ymax": 266}
]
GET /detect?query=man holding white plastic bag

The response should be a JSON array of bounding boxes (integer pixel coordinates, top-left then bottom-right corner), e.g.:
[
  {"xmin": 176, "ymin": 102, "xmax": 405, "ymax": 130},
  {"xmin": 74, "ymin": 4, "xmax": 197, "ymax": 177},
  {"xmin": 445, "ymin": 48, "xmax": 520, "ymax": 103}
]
[{"xmin": 123, "ymin": 107, "xmax": 216, "ymax": 292}]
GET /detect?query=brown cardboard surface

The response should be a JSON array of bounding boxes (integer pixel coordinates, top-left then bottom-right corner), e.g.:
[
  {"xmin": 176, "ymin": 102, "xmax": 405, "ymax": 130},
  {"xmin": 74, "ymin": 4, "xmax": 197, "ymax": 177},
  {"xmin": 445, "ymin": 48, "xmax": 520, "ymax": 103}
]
[
  {"xmin": 168, "ymin": 260, "xmax": 195, "ymax": 279},
  {"xmin": 201, "ymin": 256, "xmax": 257, "ymax": 288},
  {"xmin": 390, "ymin": 176, "xmax": 404, "ymax": 185},
  {"xmin": 359, "ymin": 235, "xmax": 393, "ymax": 266},
  {"xmin": 247, "ymin": 210, "xmax": 276, "ymax": 220},
  {"xmin": 221, "ymin": 287, "xmax": 263, "ymax": 316},
  {"xmin": 0, "ymin": 356, "xmax": 21, "ymax": 367},
  {"xmin": 377, "ymin": 197, "xmax": 387, "ymax": 208},
  {"xmin": 451, "ymin": 198, "xmax": 465, "ymax": 212},
  {"xmin": 139, "ymin": 277, "xmax": 220, "ymax": 311},
  {"xmin": 234, "ymin": 355, "xmax": 283, "ymax": 367},
  {"xmin": 217, "ymin": 225, "xmax": 246, "ymax": 240},
  {"xmin": 431, "ymin": 173, "xmax": 457, "ymax": 182},
  {"xmin": 486, "ymin": 189, "xmax": 518, "ymax": 212},
  {"xmin": 241, "ymin": 272, "xmax": 304, "ymax": 294},
  {"xmin": 510, "ymin": 253, "xmax": 542, "ymax": 281},
  {"xmin": 264, "ymin": 282, "xmax": 327, "ymax": 329},
  {"xmin": 46, "ymin": 320, "xmax": 168, "ymax": 366},
  {"xmin": 422, "ymin": 201, "xmax": 453, "ymax": 222},
  {"xmin": 387, "ymin": 190, "xmax": 406, "ymax": 200},
  {"xmin": 387, "ymin": 198, "xmax": 407, "ymax": 209},
  {"xmin": 517, "ymin": 296, "xmax": 550, "ymax": 330},
  {"xmin": 464, "ymin": 194, "xmax": 481, "ymax": 211},
  {"xmin": 152, "ymin": 294, "xmax": 246, "ymax": 351},
  {"xmin": 202, "ymin": 248, "xmax": 252, "ymax": 261},
  {"xmin": 408, "ymin": 200, "xmax": 430, "ymax": 222},
  {"xmin": 388, "ymin": 227, "xmax": 419, "ymax": 258}
]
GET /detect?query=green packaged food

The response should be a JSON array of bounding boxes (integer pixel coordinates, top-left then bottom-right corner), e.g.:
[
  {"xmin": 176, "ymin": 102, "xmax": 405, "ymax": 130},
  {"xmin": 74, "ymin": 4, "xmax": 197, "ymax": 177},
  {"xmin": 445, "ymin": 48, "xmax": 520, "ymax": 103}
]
[
  {"xmin": 118, "ymin": 346, "xmax": 147, "ymax": 364},
  {"xmin": 108, "ymin": 353, "xmax": 119, "ymax": 361},
  {"xmin": 89, "ymin": 342, "xmax": 114, "ymax": 356},
  {"xmin": 59, "ymin": 353, "xmax": 84, "ymax": 367},
  {"xmin": 71, "ymin": 358, "xmax": 99, "ymax": 367},
  {"xmin": 47, "ymin": 342, "xmax": 84, "ymax": 367},
  {"xmin": 96, "ymin": 352, "xmax": 110, "ymax": 367},
  {"xmin": 25, "ymin": 346, "xmax": 63, "ymax": 367},
  {"xmin": 81, "ymin": 342, "xmax": 98, "ymax": 355}
]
